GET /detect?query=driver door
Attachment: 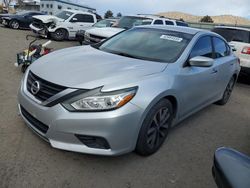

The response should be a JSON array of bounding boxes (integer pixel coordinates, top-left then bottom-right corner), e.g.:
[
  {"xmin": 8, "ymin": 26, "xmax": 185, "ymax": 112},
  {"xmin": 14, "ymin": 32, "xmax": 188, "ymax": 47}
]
[
  {"xmin": 69, "ymin": 14, "xmax": 95, "ymax": 35},
  {"xmin": 178, "ymin": 36, "xmax": 219, "ymax": 117}
]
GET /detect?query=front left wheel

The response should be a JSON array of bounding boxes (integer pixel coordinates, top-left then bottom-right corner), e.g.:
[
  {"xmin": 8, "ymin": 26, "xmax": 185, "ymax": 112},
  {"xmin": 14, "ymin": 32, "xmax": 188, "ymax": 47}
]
[
  {"xmin": 51, "ymin": 29, "xmax": 68, "ymax": 41},
  {"xmin": 9, "ymin": 20, "xmax": 19, "ymax": 29},
  {"xmin": 136, "ymin": 99, "xmax": 174, "ymax": 156}
]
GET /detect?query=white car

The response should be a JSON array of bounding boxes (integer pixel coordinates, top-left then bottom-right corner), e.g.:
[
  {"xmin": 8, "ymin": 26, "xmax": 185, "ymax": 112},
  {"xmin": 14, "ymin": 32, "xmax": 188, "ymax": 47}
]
[
  {"xmin": 84, "ymin": 15, "xmax": 188, "ymax": 45},
  {"xmin": 30, "ymin": 10, "xmax": 97, "ymax": 41},
  {"xmin": 212, "ymin": 26, "xmax": 250, "ymax": 77}
]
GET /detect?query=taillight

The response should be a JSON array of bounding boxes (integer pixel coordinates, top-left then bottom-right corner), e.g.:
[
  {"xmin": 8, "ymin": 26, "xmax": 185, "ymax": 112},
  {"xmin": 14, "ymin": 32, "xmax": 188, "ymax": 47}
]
[{"xmin": 241, "ymin": 47, "xmax": 250, "ymax": 54}]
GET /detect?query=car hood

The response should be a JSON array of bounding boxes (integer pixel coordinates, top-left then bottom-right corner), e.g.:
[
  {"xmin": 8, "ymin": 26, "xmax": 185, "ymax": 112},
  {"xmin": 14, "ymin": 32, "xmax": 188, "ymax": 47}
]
[
  {"xmin": 33, "ymin": 15, "xmax": 63, "ymax": 23},
  {"xmin": 0, "ymin": 14, "xmax": 13, "ymax": 18},
  {"xmin": 30, "ymin": 45, "xmax": 167, "ymax": 89},
  {"xmin": 86, "ymin": 27, "xmax": 125, "ymax": 38}
]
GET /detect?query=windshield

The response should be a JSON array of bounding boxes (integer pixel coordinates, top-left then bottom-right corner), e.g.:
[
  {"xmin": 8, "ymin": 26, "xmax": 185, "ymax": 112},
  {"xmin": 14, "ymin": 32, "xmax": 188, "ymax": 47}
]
[
  {"xmin": 117, "ymin": 16, "xmax": 153, "ymax": 29},
  {"xmin": 55, "ymin": 11, "xmax": 73, "ymax": 20},
  {"xmin": 97, "ymin": 28, "xmax": 193, "ymax": 63},
  {"xmin": 212, "ymin": 28, "xmax": 250, "ymax": 43},
  {"xmin": 94, "ymin": 19, "xmax": 115, "ymax": 28}
]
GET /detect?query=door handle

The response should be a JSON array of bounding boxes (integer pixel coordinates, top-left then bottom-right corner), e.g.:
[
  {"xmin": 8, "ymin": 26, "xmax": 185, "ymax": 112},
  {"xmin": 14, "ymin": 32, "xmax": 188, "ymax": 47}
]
[{"xmin": 211, "ymin": 68, "xmax": 218, "ymax": 74}]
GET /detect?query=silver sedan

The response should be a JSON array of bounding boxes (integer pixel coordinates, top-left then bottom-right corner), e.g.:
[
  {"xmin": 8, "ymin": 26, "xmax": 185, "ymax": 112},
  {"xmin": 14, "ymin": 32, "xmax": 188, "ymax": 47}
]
[{"xmin": 18, "ymin": 26, "xmax": 240, "ymax": 156}]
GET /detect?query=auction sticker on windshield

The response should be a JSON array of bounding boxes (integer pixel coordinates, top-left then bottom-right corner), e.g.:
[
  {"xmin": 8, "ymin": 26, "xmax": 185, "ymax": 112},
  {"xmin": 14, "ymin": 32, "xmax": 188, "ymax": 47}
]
[{"xmin": 160, "ymin": 35, "xmax": 183, "ymax": 42}]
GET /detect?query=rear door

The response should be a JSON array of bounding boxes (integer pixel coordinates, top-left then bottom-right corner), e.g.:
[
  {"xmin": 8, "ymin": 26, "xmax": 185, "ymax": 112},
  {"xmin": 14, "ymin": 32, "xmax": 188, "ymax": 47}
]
[{"xmin": 212, "ymin": 37, "xmax": 237, "ymax": 92}]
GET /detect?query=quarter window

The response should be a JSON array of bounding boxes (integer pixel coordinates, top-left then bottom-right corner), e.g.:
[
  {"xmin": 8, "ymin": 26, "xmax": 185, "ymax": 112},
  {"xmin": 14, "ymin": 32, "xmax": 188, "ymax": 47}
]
[
  {"xmin": 154, "ymin": 20, "xmax": 163, "ymax": 25},
  {"xmin": 213, "ymin": 37, "xmax": 229, "ymax": 58},
  {"xmin": 190, "ymin": 36, "xmax": 213, "ymax": 58}
]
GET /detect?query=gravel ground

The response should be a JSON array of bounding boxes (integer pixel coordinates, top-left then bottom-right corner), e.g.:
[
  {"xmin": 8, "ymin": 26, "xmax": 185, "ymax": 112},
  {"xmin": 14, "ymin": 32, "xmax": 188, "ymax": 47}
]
[{"xmin": 0, "ymin": 26, "xmax": 250, "ymax": 188}]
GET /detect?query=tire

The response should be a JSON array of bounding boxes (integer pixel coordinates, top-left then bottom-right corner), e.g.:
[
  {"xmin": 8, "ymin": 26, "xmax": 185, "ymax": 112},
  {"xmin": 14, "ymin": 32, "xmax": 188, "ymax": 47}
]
[
  {"xmin": 51, "ymin": 29, "xmax": 68, "ymax": 41},
  {"xmin": 21, "ymin": 64, "xmax": 28, "ymax": 73},
  {"xmin": 9, "ymin": 20, "xmax": 19, "ymax": 29},
  {"xmin": 136, "ymin": 99, "xmax": 174, "ymax": 156},
  {"xmin": 216, "ymin": 77, "xmax": 235, "ymax": 105}
]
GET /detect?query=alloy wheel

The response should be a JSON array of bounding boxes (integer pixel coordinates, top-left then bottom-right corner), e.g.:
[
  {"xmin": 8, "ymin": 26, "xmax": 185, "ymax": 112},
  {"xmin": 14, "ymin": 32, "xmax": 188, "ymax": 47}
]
[{"xmin": 147, "ymin": 107, "xmax": 170, "ymax": 149}]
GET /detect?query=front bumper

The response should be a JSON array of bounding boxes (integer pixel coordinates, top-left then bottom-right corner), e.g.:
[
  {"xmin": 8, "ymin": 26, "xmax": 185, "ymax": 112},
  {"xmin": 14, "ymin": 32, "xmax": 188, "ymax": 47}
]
[
  {"xmin": 240, "ymin": 58, "xmax": 250, "ymax": 77},
  {"xmin": 2, "ymin": 19, "xmax": 9, "ymax": 26},
  {"xmin": 30, "ymin": 24, "xmax": 49, "ymax": 38},
  {"xmin": 18, "ymin": 82, "xmax": 143, "ymax": 156}
]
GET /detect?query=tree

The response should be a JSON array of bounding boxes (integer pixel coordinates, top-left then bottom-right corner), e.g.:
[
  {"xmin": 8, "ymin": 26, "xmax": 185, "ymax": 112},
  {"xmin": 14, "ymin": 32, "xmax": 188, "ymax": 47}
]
[
  {"xmin": 3, "ymin": 0, "xmax": 11, "ymax": 8},
  {"xmin": 200, "ymin": 15, "xmax": 214, "ymax": 23},
  {"xmin": 117, "ymin": 12, "xmax": 122, "ymax": 17},
  {"xmin": 104, "ymin": 10, "xmax": 113, "ymax": 18}
]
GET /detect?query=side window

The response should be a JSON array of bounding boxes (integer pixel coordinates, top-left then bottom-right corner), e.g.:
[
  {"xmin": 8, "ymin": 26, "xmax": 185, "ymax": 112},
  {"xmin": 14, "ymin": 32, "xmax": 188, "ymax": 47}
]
[
  {"xmin": 165, "ymin": 21, "xmax": 174, "ymax": 25},
  {"xmin": 153, "ymin": 20, "xmax": 163, "ymax": 25},
  {"xmin": 71, "ymin": 14, "xmax": 94, "ymax": 23},
  {"xmin": 190, "ymin": 36, "xmax": 213, "ymax": 58},
  {"xmin": 213, "ymin": 37, "xmax": 229, "ymax": 58}
]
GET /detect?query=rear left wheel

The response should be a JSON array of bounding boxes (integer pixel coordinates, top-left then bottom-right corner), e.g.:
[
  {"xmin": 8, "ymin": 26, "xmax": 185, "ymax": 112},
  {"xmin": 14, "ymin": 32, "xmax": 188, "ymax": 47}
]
[
  {"xmin": 136, "ymin": 99, "xmax": 174, "ymax": 156},
  {"xmin": 216, "ymin": 77, "xmax": 235, "ymax": 105}
]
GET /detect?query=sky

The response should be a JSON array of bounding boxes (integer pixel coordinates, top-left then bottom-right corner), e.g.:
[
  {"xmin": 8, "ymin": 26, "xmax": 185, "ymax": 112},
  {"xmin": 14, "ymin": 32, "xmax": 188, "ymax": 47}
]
[{"xmin": 81, "ymin": 0, "xmax": 250, "ymax": 18}]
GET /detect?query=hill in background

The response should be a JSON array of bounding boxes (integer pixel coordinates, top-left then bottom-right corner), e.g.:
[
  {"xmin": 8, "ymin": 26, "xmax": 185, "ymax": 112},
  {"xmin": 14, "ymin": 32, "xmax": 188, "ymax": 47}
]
[{"xmin": 158, "ymin": 11, "xmax": 250, "ymax": 25}]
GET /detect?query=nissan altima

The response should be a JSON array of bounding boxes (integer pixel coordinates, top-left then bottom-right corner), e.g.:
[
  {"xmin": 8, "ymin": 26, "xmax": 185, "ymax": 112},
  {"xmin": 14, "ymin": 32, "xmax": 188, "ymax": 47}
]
[{"xmin": 18, "ymin": 26, "xmax": 240, "ymax": 156}]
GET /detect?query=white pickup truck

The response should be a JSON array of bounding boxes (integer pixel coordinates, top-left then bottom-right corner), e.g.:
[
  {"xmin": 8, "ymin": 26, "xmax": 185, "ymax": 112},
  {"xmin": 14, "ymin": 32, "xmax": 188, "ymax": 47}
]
[{"xmin": 30, "ymin": 10, "xmax": 98, "ymax": 41}]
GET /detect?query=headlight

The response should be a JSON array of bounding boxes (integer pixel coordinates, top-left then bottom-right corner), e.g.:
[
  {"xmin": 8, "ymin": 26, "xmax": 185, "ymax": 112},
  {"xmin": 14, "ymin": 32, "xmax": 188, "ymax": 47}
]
[
  {"xmin": 49, "ymin": 23, "xmax": 56, "ymax": 29},
  {"xmin": 85, "ymin": 32, "xmax": 90, "ymax": 38},
  {"xmin": 62, "ymin": 87, "xmax": 138, "ymax": 111}
]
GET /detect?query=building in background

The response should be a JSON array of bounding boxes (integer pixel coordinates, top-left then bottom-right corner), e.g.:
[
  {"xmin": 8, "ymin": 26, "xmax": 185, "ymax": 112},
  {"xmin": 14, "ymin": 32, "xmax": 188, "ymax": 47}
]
[
  {"xmin": 21, "ymin": 0, "xmax": 40, "ymax": 11},
  {"xmin": 40, "ymin": 0, "xmax": 96, "ymax": 15}
]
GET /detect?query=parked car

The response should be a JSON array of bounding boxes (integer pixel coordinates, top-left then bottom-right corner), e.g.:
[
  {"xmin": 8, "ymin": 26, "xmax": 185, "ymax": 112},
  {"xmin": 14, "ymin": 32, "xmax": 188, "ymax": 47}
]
[
  {"xmin": 212, "ymin": 26, "xmax": 250, "ymax": 77},
  {"xmin": 18, "ymin": 26, "xmax": 240, "ymax": 156},
  {"xmin": 1, "ymin": 11, "xmax": 45, "ymax": 29},
  {"xmin": 76, "ymin": 18, "xmax": 118, "ymax": 45},
  {"xmin": 0, "ymin": 13, "xmax": 13, "ymax": 23},
  {"xmin": 84, "ymin": 15, "xmax": 188, "ymax": 45},
  {"xmin": 213, "ymin": 147, "xmax": 250, "ymax": 188},
  {"xmin": 30, "ymin": 10, "xmax": 98, "ymax": 41}
]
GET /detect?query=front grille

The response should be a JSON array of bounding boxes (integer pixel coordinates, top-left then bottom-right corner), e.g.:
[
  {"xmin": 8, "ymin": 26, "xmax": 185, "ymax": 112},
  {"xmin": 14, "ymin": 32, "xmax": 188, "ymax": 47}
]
[
  {"xmin": 89, "ymin": 34, "xmax": 106, "ymax": 43},
  {"xmin": 27, "ymin": 71, "xmax": 67, "ymax": 102},
  {"xmin": 20, "ymin": 106, "xmax": 49, "ymax": 134},
  {"xmin": 32, "ymin": 18, "xmax": 45, "ymax": 29},
  {"xmin": 89, "ymin": 34, "xmax": 106, "ymax": 40}
]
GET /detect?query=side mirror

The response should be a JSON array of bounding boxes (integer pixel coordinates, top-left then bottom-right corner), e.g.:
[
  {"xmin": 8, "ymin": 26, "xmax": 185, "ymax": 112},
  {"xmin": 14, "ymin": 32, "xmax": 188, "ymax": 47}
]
[
  {"xmin": 71, "ymin": 17, "xmax": 78, "ymax": 22},
  {"xmin": 189, "ymin": 56, "xmax": 214, "ymax": 67}
]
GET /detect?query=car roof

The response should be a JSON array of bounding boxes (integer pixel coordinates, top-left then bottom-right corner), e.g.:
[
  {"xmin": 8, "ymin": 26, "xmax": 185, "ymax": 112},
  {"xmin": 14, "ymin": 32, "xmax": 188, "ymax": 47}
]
[
  {"xmin": 136, "ymin": 25, "xmax": 204, "ymax": 35},
  {"xmin": 61, "ymin": 9, "xmax": 94, "ymax": 15},
  {"xmin": 214, "ymin": 26, "xmax": 250, "ymax": 32}
]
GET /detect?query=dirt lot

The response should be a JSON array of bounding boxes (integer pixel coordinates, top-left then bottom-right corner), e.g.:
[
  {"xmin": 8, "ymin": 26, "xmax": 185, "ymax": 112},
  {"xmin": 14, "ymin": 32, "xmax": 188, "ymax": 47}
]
[{"xmin": 0, "ymin": 26, "xmax": 250, "ymax": 188}]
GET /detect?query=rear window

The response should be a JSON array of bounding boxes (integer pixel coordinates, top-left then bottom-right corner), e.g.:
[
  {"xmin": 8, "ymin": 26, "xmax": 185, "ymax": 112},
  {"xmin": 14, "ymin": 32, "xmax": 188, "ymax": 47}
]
[{"xmin": 212, "ymin": 28, "xmax": 250, "ymax": 43}]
